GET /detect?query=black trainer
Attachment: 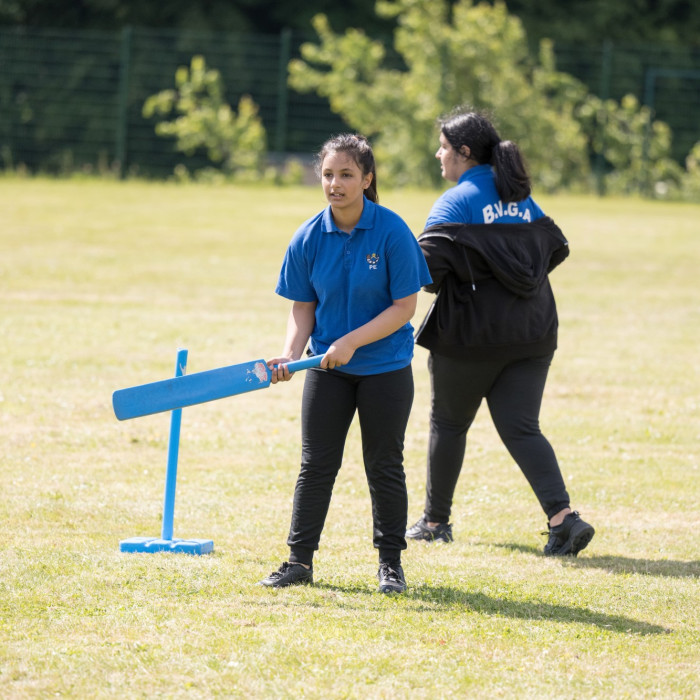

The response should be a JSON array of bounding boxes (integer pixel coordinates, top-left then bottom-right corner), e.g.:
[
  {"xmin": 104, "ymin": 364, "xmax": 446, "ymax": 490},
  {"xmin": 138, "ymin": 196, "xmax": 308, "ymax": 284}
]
[
  {"xmin": 406, "ymin": 516, "xmax": 453, "ymax": 543},
  {"xmin": 544, "ymin": 511, "xmax": 595, "ymax": 557},
  {"xmin": 377, "ymin": 562, "xmax": 407, "ymax": 594},
  {"xmin": 259, "ymin": 562, "xmax": 313, "ymax": 587}
]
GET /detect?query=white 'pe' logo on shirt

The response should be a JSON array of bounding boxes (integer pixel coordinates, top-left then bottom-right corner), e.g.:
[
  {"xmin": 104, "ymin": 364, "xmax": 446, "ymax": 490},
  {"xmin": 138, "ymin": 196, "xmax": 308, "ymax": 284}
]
[{"xmin": 366, "ymin": 253, "xmax": 380, "ymax": 270}]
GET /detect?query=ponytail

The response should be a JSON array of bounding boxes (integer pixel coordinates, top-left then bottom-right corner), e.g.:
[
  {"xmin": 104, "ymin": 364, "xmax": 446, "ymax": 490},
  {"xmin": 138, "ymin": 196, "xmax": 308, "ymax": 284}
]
[{"xmin": 491, "ymin": 140, "xmax": 531, "ymax": 202}]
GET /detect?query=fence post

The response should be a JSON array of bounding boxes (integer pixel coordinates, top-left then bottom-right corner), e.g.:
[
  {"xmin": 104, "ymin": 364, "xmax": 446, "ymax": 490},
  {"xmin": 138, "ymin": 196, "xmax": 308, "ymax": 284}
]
[
  {"xmin": 115, "ymin": 25, "xmax": 133, "ymax": 178},
  {"xmin": 274, "ymin": 27, "xmax": 292, "ymax": 154},
  {"xmin": 594, "ymin": 40, "xmax": 613, "ymax": 196},
  {"xmin": 642, "ymin": 67, "xmax": 658, "ymax": 197}
]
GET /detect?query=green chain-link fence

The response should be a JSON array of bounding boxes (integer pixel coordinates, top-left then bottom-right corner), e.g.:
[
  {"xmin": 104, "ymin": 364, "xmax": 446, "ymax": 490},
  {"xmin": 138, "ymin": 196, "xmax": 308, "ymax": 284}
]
[
  {"xmin": 1, "ymin": 26, "xmax": 699, "ymax": 186},
  {"xmin": 0, "ymin": 26, "xmax": 347, "ymax": 177}
]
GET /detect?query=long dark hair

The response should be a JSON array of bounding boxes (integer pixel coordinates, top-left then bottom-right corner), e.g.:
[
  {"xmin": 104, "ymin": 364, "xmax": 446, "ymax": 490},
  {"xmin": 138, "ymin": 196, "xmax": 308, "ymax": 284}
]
[
  {"xmin": 315, "ymin": 133, "xmax": 379, "ymax": 203},
  {"xmin": 439, "ymin": 107, "xmax": 531, "ymax": 203}
]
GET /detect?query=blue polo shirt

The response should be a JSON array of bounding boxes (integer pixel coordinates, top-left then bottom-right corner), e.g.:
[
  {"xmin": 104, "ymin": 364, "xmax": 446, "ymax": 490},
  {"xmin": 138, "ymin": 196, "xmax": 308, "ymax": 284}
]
[
  {"xmin": 276, "ymin": 197, "xmax": 432, "ymax": 375},
  {"xmin": 426, "ymin": 164, "xmax": 545, "ymax": 227}
]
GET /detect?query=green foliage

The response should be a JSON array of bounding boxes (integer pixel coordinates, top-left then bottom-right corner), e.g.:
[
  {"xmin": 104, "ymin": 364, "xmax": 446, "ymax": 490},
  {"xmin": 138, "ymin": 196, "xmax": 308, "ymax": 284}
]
[
  {"xmin": 576, "ymin": 93, "xmax": 685, "ymax": 197},
  {"xmin": 681, "ymin": 141, "xmax": 700, "ymax": 200},
  {"xmin": 143, "ymin": 55, "xmax": 267, "ymax": 181},
  {"xmin": 289, "ymin": 0, "xmax": 693, "ymax": 197},
  {"xmin": 600, "ymin": 95, "xmax": 683, "ymax": 197},
  {"xmin": 289, "ymin": 0, "xmax": 592, "ymax": 190}
]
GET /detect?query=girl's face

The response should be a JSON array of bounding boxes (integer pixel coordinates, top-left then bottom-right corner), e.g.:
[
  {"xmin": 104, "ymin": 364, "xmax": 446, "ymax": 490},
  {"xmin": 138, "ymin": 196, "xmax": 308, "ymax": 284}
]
[
  {"xmin": 435, "ymin": 132, "xmax": 470, "ymax": 182},
  {"xmin": 321, "ymin": 150, "xmax": 372, "ymax": 212}
]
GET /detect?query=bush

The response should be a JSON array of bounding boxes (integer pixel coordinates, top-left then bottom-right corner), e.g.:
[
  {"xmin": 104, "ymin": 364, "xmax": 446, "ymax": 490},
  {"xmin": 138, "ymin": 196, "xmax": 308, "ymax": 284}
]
[{"xmin": 143, "ymin": 55, "xmax": 267, "ymax": 181}]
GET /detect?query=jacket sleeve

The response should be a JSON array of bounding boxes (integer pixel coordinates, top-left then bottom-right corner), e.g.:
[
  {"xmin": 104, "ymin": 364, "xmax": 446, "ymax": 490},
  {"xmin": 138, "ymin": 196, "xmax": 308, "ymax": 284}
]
[
  {"xmin": 418, "ymin": 235, "xmax": 454, "ymax": 294},
  {"xmin": 547, "ymin": 239, "xmax": 570, "ymax": 272},
  {"xmin": 539, "ymin": 217, "xmax": 570, "ymax": 273}
]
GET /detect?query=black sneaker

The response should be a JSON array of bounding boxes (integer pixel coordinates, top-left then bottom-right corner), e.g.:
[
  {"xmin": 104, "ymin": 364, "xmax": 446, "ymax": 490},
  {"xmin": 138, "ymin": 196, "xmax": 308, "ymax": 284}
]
[
  {"xmin": 377, "ymin": 562, "xmax": 407, "ymax": 594},
  {"xmin": 544, "ymin": 511, "xmax": 595, "ymax": 557},
  {"xmin": 406, "ymin": 516, "xmax": 453, "ymax": 543},
  {"xmin": 259, "ymin": 562, "xmax": 313, "ymax": 587}
]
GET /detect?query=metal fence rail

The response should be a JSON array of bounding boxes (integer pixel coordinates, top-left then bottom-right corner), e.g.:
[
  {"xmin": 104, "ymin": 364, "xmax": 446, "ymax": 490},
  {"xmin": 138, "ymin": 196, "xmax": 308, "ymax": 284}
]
[{"xmin": 1, "ymin": 26, "xmax": 699, "ymax": 181}]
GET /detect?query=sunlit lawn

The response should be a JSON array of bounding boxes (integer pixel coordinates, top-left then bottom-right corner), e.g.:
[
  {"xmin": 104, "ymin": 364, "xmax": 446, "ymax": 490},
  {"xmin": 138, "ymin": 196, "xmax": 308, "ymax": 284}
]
[{"xmin": 1, "ymin": 178, "xmax": 698, "ymax": 698}]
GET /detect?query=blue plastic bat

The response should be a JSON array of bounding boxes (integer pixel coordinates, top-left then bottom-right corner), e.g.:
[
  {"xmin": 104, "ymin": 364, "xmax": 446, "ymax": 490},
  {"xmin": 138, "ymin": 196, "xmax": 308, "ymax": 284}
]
[{"xmin": 112, "ymin": 355, "xmax": 323, "ymax": 420}]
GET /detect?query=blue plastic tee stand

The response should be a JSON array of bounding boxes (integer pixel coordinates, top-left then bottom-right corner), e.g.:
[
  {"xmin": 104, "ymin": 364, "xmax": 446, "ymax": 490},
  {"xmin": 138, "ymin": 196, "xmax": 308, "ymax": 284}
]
[{"xmin": 120, "ymin": 348, "xmax": 214, "ymax": 555}]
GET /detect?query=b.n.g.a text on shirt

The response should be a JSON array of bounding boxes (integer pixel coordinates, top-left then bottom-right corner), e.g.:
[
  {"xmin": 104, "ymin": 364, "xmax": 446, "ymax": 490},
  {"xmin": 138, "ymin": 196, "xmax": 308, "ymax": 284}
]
[{"xmin": 483, "ymin": 200, "xmax": 533, "ymax": 224}]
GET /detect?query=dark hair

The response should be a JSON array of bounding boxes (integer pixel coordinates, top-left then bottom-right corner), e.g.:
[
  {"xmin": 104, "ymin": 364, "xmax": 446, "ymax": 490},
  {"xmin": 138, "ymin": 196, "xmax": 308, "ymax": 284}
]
[
  {"xmin": 439, "ymin": 107, "xmax": 531, "ymax": 203},
  {"xmin": 315, "ymin": 133, "xmax": 379, "ymax": 203}
]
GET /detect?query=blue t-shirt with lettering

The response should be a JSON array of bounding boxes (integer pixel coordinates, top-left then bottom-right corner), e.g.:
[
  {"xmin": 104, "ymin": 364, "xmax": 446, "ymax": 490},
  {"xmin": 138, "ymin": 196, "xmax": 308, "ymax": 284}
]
[
  {"xmin": 425, "ymin": 164, "xmax": 545, "ymax": 227},
  {"xmin": 276, "ymin": 197, "xmax": 432, "ymax": 375}
]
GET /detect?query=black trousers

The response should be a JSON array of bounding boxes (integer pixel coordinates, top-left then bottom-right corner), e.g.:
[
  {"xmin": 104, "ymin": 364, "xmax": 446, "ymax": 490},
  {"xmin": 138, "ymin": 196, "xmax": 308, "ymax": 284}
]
[
  {"xmin": 287, "ymin": 365, "xmax": 413, "ymax": 567},
  {"xmin": 425, "ymin": 351, "xmax": 570, "ymax": 523}
]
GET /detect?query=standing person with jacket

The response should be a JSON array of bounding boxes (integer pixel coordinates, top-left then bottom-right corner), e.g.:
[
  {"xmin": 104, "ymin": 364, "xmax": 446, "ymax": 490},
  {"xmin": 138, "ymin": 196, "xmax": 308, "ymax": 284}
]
[
  {"xmin": 260, "ymin": 134, "xmax": 432, "ymax": 592},
  {"xmin": 406, "ymin": 107, "xmax": 595, "ymax": 556}
]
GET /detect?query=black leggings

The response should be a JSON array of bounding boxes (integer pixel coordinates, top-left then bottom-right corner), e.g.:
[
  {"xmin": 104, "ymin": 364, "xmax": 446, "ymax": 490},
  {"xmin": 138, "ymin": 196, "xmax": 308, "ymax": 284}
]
[
  {"xmin": 287, "ymin": 365, "xmax": 414, "ymax": 566},
  {"xmin": 425, "ymin": 351, "xmax": 570, "ymax": 523}
]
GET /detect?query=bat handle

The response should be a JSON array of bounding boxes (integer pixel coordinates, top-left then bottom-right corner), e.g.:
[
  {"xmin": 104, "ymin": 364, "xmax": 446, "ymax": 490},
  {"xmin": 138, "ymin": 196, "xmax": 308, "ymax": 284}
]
[{"xmin": 284, "ymin": 355, "xmax": 324, "ymax": 373}]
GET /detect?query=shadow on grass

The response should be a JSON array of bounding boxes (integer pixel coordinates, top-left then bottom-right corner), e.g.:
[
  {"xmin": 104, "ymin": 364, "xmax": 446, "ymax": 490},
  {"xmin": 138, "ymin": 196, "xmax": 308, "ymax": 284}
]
[
  {"xmin": 494, "ymin": 542, "xmax": 700, "ymax": 579},
  {"xmin": 408, "ymin": 586, "xmax": 669, "ymax": 635},
  {"xmin": 307, "ymin": 582, "xmax": 669, "ymax": 636}
]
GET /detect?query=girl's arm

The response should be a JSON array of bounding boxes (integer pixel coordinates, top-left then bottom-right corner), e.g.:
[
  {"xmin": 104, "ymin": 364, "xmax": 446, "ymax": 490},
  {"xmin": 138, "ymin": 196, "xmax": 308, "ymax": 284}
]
[
  {"xmin": 323, "ymin": 294, "xmax": 418, "ymax": 370},
  {"xmin": 267, "ymin": 300, "xmax": 317, "ymax": 383}
]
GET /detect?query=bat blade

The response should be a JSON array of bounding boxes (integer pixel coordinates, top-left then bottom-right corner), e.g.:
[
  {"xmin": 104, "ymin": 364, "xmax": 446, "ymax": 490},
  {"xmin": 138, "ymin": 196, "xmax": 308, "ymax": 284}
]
[{"xmin": 112, "ymin": 355, "xmax": 323, "ymax": 421}]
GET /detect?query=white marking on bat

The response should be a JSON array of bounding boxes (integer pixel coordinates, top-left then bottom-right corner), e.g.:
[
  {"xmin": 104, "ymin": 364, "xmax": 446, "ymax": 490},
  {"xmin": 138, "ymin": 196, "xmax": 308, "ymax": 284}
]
[{"xmin": 247, "ymin": 361, "xmax": 269, "ymax": 383}]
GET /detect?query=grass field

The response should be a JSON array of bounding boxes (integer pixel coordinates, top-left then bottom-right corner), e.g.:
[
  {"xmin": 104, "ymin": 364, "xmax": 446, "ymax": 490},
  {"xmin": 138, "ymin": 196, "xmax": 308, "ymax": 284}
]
[{"xmin": 1, "ymin": 178, "xmax": 698, "ymax": 698}]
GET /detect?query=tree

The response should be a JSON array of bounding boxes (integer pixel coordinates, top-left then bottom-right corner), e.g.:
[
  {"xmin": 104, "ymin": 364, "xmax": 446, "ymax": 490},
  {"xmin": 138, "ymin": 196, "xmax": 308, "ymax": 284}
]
[
  {"xmin": 289, "ymin": 0, "xmax": 591, "ymax": 190},
  {"xmin": 143, "ymin": 55, "xmax": 267, "ymax": 180}
]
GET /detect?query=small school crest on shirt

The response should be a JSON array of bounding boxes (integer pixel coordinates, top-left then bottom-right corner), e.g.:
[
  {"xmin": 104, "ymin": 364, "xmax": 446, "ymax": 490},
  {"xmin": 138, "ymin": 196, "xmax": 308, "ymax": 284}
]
[{"xmin": 366, "ymin": 252, "xmax": 380, "ymax": 270}]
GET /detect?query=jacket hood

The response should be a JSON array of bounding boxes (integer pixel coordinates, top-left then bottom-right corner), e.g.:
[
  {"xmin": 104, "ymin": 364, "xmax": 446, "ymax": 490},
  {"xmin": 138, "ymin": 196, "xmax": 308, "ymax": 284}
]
[{"xmin": 418, "ymin": 217, "xmax": 569, "ymax": 299}]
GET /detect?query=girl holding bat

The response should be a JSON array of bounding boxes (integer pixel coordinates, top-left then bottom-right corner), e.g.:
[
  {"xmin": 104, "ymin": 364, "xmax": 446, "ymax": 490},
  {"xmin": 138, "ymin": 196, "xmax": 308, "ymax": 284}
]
[
  {"xmin": 260, "ymin": 134, "xmax": 431, "ymax": 593},
  {"xmin": 407, "ymin": 107, "xmax": 595, "ymax": 556}
]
